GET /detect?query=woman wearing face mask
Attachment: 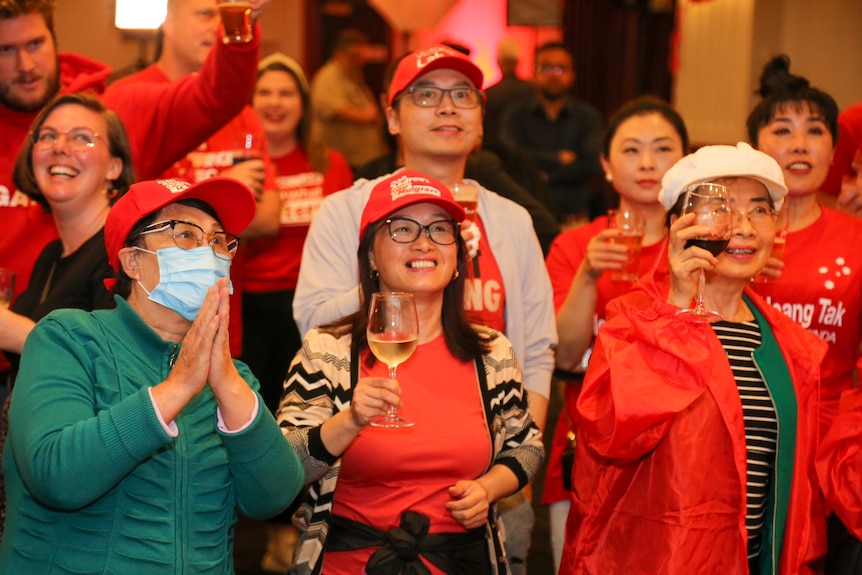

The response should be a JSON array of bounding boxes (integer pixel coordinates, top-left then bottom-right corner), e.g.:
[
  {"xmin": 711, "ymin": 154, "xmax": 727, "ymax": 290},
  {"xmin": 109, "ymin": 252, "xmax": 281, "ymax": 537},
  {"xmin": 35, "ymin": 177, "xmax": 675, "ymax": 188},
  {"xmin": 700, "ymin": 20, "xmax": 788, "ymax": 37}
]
[
  {"xmin": 0, "ymin": 178, "xmax": 304, "ymax": 574},
  {"xmin": 747, "ymin": 55, "xmax": 862, "ymax": 431}
]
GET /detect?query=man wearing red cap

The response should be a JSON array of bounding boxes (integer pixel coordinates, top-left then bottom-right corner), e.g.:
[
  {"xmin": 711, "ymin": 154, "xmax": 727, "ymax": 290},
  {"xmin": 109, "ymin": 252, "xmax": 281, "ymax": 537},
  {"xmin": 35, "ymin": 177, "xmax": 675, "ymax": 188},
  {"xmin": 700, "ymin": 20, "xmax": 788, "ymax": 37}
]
[{"xmin": 293, "ymin": 44, "xmax": 556, "ymax": 574}]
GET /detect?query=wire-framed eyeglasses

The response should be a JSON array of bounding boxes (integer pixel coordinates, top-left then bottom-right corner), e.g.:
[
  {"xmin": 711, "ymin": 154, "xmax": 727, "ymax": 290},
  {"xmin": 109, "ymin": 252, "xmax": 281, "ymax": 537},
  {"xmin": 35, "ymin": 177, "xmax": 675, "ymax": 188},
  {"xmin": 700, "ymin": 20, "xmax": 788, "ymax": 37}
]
[
  {"xmin": 383, "ymin": 217, "xmax": 460, "ymax": 245},
  {"xmin": 404, "ymin": 86, "xmax": 482, "ymax": 109},
  {"xmin": 140, "ymin": 220, "xmax": 240, "ymax": 259},
  {"xmin": 732, "ymin": 206, "xmax": 777, "ymax": 227},
  {"xmin": 32, "ymin": 128, "xmax": 102, "ymax": 153}
]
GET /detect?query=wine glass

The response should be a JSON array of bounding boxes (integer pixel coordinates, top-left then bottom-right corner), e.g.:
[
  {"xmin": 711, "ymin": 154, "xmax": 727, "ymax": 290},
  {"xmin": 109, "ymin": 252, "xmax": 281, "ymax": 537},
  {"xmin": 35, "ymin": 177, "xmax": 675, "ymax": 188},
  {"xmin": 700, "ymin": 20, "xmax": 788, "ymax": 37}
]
[
  {"xmin": 677, "ymin": 183, "xmax": 732, "ymax": 322},
  {"xmin": 366, "ymin": 292, "xmax": 419, "ymax": 428}
]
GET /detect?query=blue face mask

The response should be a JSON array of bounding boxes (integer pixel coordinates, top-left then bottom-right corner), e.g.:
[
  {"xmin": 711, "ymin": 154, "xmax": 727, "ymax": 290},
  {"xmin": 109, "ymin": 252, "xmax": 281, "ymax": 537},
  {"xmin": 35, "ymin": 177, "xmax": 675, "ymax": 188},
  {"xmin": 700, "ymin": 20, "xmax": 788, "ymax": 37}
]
[{"xmin": 135, "ymin": 246, "xmax": 232, "ymax": 321}]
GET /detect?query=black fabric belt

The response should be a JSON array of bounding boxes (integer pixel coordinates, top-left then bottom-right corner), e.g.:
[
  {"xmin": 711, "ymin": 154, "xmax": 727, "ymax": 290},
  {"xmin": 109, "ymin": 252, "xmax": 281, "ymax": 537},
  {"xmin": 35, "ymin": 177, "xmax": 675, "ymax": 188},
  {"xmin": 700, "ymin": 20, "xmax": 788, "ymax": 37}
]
[{"xmin": 326, "ymin": 510, "xmax": 490, "ymax": 575}]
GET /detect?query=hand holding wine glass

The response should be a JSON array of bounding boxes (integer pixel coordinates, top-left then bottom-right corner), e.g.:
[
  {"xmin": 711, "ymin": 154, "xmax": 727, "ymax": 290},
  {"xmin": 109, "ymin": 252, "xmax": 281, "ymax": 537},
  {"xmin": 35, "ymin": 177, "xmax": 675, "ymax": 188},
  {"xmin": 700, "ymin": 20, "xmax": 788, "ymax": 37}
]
[
  {"xmin": 676, "ymin": 183, "xmax": 732, "ymax": 322},
  {"xmin": 366, "ymin": 292, "xmax": 419, "ymax": 428}
]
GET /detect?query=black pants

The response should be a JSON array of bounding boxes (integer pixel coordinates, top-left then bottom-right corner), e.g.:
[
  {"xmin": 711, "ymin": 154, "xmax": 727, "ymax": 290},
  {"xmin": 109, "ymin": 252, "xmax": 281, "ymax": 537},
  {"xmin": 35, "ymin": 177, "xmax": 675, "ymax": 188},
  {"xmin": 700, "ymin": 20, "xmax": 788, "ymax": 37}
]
[
  {"xmin": 241, "ymin": 289, "xmax": 302, "ymax": 415},
  {"xmin": 827, "ymin": 512, "xmax": 862, "ymax": 575}
]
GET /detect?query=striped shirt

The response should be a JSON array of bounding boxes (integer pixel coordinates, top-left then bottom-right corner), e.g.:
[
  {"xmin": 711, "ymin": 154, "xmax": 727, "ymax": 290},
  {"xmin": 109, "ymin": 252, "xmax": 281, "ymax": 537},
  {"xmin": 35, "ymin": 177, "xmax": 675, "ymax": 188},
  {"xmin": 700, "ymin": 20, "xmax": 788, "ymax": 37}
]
[{"xmin": 713, "ymin": 320, "xmax": 777, "ymax": 563}]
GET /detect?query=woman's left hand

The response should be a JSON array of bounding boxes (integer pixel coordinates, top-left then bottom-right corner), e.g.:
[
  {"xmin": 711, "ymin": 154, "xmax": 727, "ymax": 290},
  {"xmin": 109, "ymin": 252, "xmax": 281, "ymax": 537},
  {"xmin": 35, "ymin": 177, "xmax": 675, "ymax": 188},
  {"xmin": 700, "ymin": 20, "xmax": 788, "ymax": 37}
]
[
  {"xmin": 446, "ymin": 480, "xmax": 490, "ymax": 530},
  {"xmin": 206, "ymin": 279, "xmax": 256, "ymax": 429},
  {"xmin": 207, "ymin": 278, "xmax": 242, "ymax": 387}
]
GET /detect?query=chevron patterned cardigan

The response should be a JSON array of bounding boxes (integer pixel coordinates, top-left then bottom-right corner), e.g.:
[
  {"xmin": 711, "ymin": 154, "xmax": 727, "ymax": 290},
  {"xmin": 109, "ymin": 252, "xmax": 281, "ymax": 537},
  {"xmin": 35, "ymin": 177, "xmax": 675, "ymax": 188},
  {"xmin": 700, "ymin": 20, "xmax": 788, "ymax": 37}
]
[{"xmin": 277, "ymin": 326, "xmax": 545, "ymax": 575}]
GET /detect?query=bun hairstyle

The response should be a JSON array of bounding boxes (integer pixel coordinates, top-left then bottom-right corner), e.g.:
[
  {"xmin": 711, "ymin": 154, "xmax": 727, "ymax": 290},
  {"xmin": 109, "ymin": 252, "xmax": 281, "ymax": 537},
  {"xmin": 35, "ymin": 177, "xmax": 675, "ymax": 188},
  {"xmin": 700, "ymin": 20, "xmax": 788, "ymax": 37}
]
[{"xmin": 746, "ymin": 54, "xmax": 838, "ymax": 146}]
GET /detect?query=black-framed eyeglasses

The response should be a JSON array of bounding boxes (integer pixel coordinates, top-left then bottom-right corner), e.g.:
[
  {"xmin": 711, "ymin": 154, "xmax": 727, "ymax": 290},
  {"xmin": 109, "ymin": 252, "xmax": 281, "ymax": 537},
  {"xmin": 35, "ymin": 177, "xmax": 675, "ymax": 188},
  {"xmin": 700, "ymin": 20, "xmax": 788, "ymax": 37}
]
[
  {"xmin": 404, "ymin": 86, "xmax": 482, "ymax": 109},
  {"xmin": 383, "ymin": 217, "xmax": 460, "ymax": 245},
  {"xmin": 32, "ymin": 128, "xmax": 102, "ymax": 153},
  {"xmin": 140, "ymin": 220, "xmax": 240, "ymax": 258}
]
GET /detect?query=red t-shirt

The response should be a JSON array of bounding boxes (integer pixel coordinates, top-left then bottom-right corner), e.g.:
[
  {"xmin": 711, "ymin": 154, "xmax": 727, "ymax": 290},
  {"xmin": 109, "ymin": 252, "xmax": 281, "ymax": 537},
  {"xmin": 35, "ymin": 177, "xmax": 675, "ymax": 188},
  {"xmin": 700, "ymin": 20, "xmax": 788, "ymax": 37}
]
[
  {"xmin": 327, "ymin": 334, "xmax": 490, "ymax": 575},
  {"xmin": 242, "ymin": 147, "xmax": 353, "ymax": 292},
  {"xmin": 542, "ymin": 216, "xmax": 666, "ymax": 504},
  {"xmin": 463, "ymin": 216, "xmax": 506, "ymax": 333},
  {"xmin": 752, "ymin": 206, "xmax": 862, "ymax": 424}
]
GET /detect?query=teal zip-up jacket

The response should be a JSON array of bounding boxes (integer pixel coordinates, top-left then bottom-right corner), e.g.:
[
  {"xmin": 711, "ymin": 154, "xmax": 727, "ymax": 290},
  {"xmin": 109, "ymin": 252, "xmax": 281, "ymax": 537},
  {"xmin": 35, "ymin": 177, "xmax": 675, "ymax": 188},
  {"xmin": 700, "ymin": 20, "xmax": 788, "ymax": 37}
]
[{"xmin": 0, "ymin": 296, "xmax": 303, "ymax": 574}]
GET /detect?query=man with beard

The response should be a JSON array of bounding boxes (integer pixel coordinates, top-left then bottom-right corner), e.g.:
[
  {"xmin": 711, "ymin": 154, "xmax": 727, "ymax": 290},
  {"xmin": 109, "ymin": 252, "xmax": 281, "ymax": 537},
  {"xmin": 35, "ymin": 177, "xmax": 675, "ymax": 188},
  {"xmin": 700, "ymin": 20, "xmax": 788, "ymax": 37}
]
[
  {"xmin": 0, "ymin": 0, "xmax": 269, "ymax": 302},
  {"xmin": 500, "ymin": 41, "xmax": 603, "ymax": 228}
]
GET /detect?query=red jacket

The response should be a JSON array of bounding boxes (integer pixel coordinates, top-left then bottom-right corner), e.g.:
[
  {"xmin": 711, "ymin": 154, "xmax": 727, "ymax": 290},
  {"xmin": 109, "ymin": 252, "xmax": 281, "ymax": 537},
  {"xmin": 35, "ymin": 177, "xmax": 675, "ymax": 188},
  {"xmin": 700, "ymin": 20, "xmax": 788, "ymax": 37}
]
[
  {"xmin": 560, "ymin": 268, "xmax": 827, "ymax": 575},
  {"xmin": 816, "ymin": 376, "xmax": 862, "ymax": 540}
]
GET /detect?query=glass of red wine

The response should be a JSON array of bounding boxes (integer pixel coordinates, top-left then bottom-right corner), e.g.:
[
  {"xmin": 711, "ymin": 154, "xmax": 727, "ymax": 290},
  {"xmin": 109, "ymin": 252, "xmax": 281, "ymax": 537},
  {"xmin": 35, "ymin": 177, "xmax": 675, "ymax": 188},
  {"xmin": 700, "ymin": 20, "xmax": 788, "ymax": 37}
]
[{"xmin": 677, "ymin": 183, "xmax": 732, "ymax": 322}]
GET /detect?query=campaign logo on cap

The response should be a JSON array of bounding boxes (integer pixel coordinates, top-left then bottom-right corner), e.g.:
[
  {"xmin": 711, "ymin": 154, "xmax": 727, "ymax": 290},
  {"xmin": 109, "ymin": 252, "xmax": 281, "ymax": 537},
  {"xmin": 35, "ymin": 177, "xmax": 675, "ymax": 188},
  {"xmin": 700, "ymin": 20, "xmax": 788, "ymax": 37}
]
[
  {"xmin": 359, "ymin": 170, "xmax": 465, "ymax": 240},
  {"xmin": 156, "ymin": 178, "xmax": 192, "ymax": 194},
  {"xmin": 389, "ymin": 174, "xmax": 443, "ymax": 202},
  {"xmin": 105, "ymin": 177, "xmax": 256, "ymax": 273},
  {"xmin": 388, "ymin": 44, "xmax": 484, "ymax": 106}
]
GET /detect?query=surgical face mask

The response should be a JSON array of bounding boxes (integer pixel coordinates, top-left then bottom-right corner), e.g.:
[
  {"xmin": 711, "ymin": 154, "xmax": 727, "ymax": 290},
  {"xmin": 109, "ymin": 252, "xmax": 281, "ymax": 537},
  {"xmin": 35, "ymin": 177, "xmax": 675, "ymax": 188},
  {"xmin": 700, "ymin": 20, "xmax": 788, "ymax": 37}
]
[{"xmin": 135, "ymin": 246, "xmax": 232, "ymax": 321}]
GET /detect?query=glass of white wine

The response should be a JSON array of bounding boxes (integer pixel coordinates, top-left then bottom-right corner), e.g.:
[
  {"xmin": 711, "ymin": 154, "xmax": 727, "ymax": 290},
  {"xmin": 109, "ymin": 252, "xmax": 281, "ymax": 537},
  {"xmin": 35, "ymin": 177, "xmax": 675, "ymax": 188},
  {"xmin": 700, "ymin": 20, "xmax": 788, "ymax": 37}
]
[
  {"xmin": 366, "ymin": 292, "xmax": 419, "ymax": 428},
  {"xmin": 0, "ymin": 268, "xmax": 16, "ymax": 309}
]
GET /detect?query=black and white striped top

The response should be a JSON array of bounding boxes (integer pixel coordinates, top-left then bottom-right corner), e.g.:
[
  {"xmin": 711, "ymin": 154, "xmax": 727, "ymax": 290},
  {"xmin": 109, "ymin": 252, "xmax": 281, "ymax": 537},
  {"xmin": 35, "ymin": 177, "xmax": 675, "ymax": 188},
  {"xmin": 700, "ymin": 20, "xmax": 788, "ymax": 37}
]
[{"xmin": 713, "ymin": 320, "xmax": 777, "ymax": 563}]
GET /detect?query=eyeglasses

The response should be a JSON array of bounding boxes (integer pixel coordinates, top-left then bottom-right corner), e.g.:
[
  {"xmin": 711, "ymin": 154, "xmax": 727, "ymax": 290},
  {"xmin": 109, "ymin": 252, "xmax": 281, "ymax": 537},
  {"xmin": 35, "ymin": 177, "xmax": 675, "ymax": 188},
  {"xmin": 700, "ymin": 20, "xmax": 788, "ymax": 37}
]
[
  {"xmin": 535, "ymin": 65, "xmax": 571, "ymax": 76},
  {"xmin": 732, "ymin": 206, "xmax": 777, "ymax": 227},
  {"xmin": 383, "ymin": 217, "xmax": 460, "ymax": 245},
  {"xmin": 403, "ymin": 86, "xmax": 482, "ymax": 109},
  {"xmin": 140, "ymin": 220, "xmax": 240, "ymax": 259},
  {"xmin": 32, "ymin": 128, "xmax": 102, "ymax": 152}
]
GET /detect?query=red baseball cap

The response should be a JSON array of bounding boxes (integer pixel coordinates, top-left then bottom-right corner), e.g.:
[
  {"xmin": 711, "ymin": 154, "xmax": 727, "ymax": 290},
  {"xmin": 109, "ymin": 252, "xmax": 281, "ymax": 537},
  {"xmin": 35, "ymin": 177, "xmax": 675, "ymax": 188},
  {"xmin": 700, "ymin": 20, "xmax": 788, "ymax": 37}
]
[
  {"xmin": 105, "ymin": 177, "xmax": 256, "ymax": 272},
  {"xmin": 388, "ymin": 44, "xmax": 485, "ymax": 106},
  {"xmin": 359, "ymin": 170, "xmax": 466, "ymax": 240}
]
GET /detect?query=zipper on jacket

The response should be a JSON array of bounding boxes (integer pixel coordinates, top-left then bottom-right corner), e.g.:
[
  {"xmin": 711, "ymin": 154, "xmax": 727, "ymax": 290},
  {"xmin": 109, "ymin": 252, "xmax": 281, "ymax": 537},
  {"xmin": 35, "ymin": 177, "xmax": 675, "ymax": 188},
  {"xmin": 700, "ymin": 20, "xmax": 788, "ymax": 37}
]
[{"xmin": 168, "ymin": 344, "xmax": 179, "ymax": 368}]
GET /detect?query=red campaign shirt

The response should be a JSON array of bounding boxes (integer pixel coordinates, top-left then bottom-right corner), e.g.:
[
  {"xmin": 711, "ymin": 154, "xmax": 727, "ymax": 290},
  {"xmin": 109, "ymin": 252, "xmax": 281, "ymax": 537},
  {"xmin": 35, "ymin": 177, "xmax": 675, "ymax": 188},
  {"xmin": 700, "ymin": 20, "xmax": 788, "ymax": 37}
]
[
  {"xmin": 463, "ymin": 216, "xmax": 506, "ymax": 333},
  {"xmin": 328, "ymin": 334, "xmax": 490, "ymax": 575},
  {"xmin": 242, "ymin": 147, "xmax": 353, "ymax": 292},
  {"xmin": 541, "ymin": 216, "xmax": 666, "ymax": 504},
  {"xmin": 752, "ymin": 206, "xmax": 862, "ymax": 421}
]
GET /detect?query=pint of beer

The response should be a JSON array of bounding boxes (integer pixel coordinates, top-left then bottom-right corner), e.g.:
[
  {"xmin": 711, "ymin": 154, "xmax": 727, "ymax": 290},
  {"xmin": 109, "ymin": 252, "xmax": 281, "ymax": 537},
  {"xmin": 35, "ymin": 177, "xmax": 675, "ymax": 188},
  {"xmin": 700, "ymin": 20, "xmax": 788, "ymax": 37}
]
[{"xmin": 218, "ymin": 0, "xmax": 253, "ymax": 44}]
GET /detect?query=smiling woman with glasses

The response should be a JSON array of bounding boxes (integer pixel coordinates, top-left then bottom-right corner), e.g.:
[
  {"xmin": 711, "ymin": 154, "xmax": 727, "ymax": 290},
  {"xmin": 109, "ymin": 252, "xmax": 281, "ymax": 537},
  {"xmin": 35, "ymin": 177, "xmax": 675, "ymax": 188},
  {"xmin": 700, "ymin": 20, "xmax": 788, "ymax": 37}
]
[
  {"xmin": 276, "ymin": 170, "xmax": 543, "ymax": 575},
  {"xmin": 0, "ymin": 91, "xmax": 134, "ymax": 365}
]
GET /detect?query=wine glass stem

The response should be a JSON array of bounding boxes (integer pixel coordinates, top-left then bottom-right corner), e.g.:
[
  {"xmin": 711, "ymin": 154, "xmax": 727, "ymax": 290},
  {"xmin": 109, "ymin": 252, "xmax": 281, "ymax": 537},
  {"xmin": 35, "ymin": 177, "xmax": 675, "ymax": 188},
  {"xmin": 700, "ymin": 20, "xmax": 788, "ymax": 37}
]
[
  {"xmin": 695, "ymin": 269, "xmax": 706, "ymax": 311},
  {"xmin": 387, "ymin": 365, "xmax": 398, "ymax": 417}
]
